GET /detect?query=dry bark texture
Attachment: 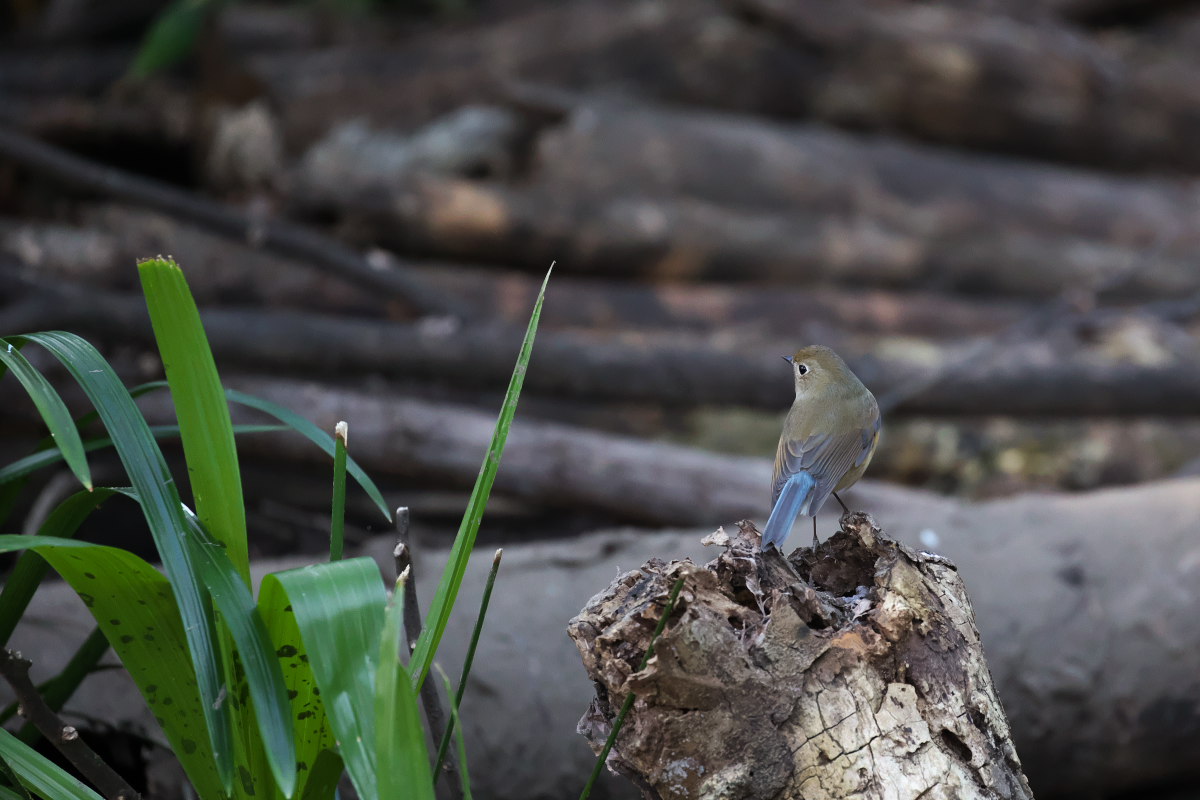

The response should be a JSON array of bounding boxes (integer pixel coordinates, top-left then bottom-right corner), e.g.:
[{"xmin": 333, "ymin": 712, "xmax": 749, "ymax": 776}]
[{"xmin": 570, "ymin": 514, "xmax": 1032, "ymax": 800}]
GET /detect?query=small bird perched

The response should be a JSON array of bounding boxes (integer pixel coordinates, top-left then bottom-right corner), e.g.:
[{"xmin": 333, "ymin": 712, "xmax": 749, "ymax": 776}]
[{"xmin": 762, "ymin": 345, "xmax": 880, "ymax": 552}]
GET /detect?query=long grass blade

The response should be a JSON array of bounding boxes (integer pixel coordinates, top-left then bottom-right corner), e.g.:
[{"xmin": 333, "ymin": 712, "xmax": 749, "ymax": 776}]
[
  {"xmin": 265, "ymin": 558, "xmax": 387, "ymax": 800},
  {"xmin": 225, "ymin": 389, "xmax": 392, "ymax": 523},
  {"xmin": 435, "ymin": 666, "xmax": 473, "ymax": 800},
  {"xmin": 410, "ymin": 264, "xmax": 552, "ymax": 690},
  {"xmin": 0, "ymin": 424, "xmax": 284, "ymax": 485},
  {"xmin": 579, "ymin": 577, "xmax": 684, "ymax": 800},
  {"xmin": 140, "ymin": 256, "xmax": 250, "ymax": 582},
  {"xmin": 376, "ymin": 576, "xmax": 435, "ymax": 800},
  {"xmin": 330, "ymin": 422, "xmax": 348, "ymax": 562},
  {"xmin": 16, "ymin": 332, "xmax": 232, "ymax": 790},
  {"xmin": 0, "ymin": 339, "xmax": 91, "ymax": 490},
  {"xmin": 0, "ymin": 729, "xmax": 102, "ymax": 800},
  {"xmin": 0, "ymin": 522, "xmax": 225, "ymax": 799},
  {"xmin": 433, "ymin": 548, "xmax": 502, "ymax": 777},
  {"xmin": 174, "ymin": 507, "xmax": 297, "ymax": 797}
]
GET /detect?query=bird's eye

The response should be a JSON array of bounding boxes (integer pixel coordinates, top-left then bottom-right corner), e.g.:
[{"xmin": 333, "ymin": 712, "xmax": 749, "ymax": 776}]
[{"xmin": 797, "ymin": 364, "xmax": 809, "ymax": 376}]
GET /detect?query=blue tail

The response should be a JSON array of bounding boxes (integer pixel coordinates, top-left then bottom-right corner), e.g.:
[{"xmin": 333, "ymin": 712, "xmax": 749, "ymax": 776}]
[{"xmin": 761, "ymin": 472, "xmax": 816, "ymax": 551}]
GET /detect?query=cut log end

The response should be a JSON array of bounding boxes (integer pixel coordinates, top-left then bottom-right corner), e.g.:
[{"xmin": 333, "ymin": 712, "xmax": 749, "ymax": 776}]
[{"xmin": 568, "ymin": 513, "xmax": 1034, "ymax": 800}]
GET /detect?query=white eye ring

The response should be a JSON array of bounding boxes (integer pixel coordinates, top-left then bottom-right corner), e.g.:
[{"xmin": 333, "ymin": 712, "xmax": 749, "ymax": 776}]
[{"xmin": 797, "ymin": 364, "xmax": 809, "ymax": 376}]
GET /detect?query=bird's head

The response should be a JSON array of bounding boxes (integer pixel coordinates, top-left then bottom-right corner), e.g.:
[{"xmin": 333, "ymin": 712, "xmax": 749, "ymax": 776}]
[{"xmin": 782, "ymin": 345, "xmax": 852, "ymax": 397}]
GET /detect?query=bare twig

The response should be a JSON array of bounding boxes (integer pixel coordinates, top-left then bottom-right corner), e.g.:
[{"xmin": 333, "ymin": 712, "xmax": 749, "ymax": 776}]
[
  {"xmin": 0, "ymin": 126, "xmax": 463, "ymax": 316},
  {"xmin": 0, "ymin": 648, "xmax": 140, "ymax": 800},
  {"xmin": 392, "ymin": 508, "xmax": 460, "ymax": 792}
]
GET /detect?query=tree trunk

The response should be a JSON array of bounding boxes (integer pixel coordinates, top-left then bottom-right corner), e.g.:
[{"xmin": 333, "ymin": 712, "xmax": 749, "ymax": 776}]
[{"xmin": 569, "ymin": 514, "xmax": 1034, "ymax": 799}]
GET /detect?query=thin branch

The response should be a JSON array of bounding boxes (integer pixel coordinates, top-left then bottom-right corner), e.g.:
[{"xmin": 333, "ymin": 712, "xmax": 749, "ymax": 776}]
[
  {"xmin": 392, "ymin": 508, "xmax": 461, "ymax": 793},
  {"xmin": 0, "ymin": 126, "xmax": 464, "ymax": 317},
  {"xmin": 0, "ymin": 648, "xmax": 140, "ymax": 800}
]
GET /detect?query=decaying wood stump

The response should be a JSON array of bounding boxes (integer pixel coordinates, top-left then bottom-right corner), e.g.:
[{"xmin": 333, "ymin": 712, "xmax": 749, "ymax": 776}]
[{"xmin": 569, "ymin": 513, "xmax": 1033, "ymax": 799}]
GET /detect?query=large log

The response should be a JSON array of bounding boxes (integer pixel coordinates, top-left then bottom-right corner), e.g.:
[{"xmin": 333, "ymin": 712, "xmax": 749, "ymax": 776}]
[
  {"xmin": 1, "ymin": 209, "xmax": 1027, "ymax": 336},
  {"xmin": 341, "ymin": 172, "xmax": 1199, "ymax": 296},
  {"xmin": 571, "ymin": 515, "xmax": 1034, "ymax": 799},
  {"xmin": 9, "ymin": 281, "xmax": 1200, "ymax": 417},
  {"xmin": 728, "ymin": 0, "xmax": 1200, "ymax": 170},
  {"xmin": 9, "ymin": 478, "xmax": 1200, "ymax": 798},
  {"xmin": 244, "ymin": 0, "xmax": 1200, "ymax": 169}
]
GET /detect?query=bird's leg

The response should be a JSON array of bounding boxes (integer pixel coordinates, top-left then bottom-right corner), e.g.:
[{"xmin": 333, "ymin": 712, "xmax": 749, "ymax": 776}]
[
  {"xmin": 811, "ymin": 516, "xmax": 819, "ymax": 550},
  {"xmin": 833, "ymin": 492, "xmax": 850, "ymax": 515}
]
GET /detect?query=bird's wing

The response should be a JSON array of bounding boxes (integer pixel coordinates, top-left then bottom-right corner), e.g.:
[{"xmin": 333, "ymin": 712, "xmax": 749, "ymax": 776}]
[
  {"xmin": 771, "ymin": 427, "xmax": 866, "ymax": 511},
  {"xmin": 855, "ymin": 411, "xmax": 882, "ymax": 467}
]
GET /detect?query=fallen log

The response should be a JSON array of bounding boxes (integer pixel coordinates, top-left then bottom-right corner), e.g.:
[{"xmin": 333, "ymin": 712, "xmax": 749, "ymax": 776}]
[
  {"xmin": 570, "ymin": 515, "xmax": 1034, "ymax": 799},
  {"xmin": 9, "ymin": 280, "xmax": 1200, "ymax": 417},
  {"xmin": 246, "ymin": 0, "xmax": 810, "ymax": 147},
  {"xmin": 0, "ymin": 125, "xmax": 464, "ymax": 315},
  {"xmin": 528, "ymin": 101, "xmax": 1200, "ymax": 250},
  {"xmin": 728, "ymin": 0, "xmax": 1200, "ymax": 170},
  {"xmin": 335, "ymin": 173, "xmax": 1200, "ymax": 297},
  {"xmin": 1, "ymin": 210, "xmax": 1028, "ymax": 335},
  {"xmin": 10, "ymin": 478, "xmax": 1200, "ymax": 798},
  {"xmin": 244, "ymin": 0, "xmax": 1200, "ymax": 170}
]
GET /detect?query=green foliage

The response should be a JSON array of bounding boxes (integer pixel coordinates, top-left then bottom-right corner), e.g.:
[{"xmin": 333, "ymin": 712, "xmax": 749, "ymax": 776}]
[
  {"xmin": 0, "ymin": 256, "xmax": 550, "ymax": 799},
  {"xmin": 130, "ymin": 0, "xmax": 215, "ymax": 78},
  {"xmin": 0, "ymin": 728, "xmax": 102, "ymax": 800}
]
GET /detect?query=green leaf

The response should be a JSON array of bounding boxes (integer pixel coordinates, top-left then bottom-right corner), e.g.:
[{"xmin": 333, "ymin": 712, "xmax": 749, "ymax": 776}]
[
  {"xmin": 0, "ymin": 424, "xmax": 284, "ymax": 486},
  {"xmin": 176, "ymin": 508, "xmax": 296, "ymax": 797},
  {"xmin": 264, "ymin": 559, "xmax": 387, "ymax": 800},
  {"xmin": 226, "ymin": 389, "xmax": 392, "ymax": 523},
  {"xmin": 0, "ymin": 524, "xmax": 225, "ymax": 800},
  {"xmin": 297, "ymin": 750, "xmax": 343, "ymax": 800},
  {"xmin": 130, "ymin": 0, "xmax": 213, "ymax": 78},
  {"xmin": 410, "ymin": 264, "xmax": 551, "ymax": 689},
  {"xmin": 375, "ymin": 578, "xmax": 434, "ymax": 800},
  {"xmin": 436, "ymin": 666, "xmax": 473, "ymax": 800},
  {"xmin": 258, "ymin": 581, "xmax": 337, "ymax": 800},
  {"xmin": 14, "ymin": 332, "xmax": 232, "ymax": 791},
  {"xmin": 0, "ymin": 338, "xmax": 91, "ymax": 490},
  {"xmin": 140, "ymin": 257, "xmax": 250, "ymax": 582},
  {"xmin": 329, "ymin": 423, "xmax": 348, "ymax": 562},
  {"xmin": 0, "ymin": 728, "xmax": 102, "ymax": 800}
]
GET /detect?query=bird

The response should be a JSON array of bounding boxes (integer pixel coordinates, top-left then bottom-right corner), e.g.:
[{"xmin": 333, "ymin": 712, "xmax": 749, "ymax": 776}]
[{"xmin": 761, "ymin": 345, "xmax": 880, "ymax": 552}]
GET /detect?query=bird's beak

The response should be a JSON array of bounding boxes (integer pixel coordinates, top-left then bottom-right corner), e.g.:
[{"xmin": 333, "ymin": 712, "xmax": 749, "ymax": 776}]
[{"xmin": 781, "ymin": 355, "xmax": 794, "ymax": 364}]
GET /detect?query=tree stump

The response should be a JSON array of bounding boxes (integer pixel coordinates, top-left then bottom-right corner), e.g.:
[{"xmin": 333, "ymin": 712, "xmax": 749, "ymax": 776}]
[{"xmin": 568, "ymin": 513, "xmax": 1034, "ymax": 799}]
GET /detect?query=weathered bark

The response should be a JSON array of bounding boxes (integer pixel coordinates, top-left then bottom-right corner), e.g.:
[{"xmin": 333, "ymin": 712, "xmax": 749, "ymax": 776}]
[
  {"xmin": 336, "ymin": 172, "xmax": 1200, "ymax": 298},
  {"xmin": 529, "ymin": 102, "xmax": 1200, "ymax": 250},
  {"xmin": 570, "ymin": 515, "xmax": 1033, "ymax": 799},
  {"xmin": 1, "ymin": 211, "xmax": 1028, "ymax": 335},
  {"xmin": 10, "ymin": 478, "xmax": 1200, "ymax": 798},
  {"xmin": 9, "ymin": 277, "xmax": 1200, "ymax": 418},
  {"xmin": 246, "ymin": 0, "xmax": 813, "ymax": 147},
  {"xmin": 242, "ymin": 0, "xmax": 1200, "ymax": 169},
  {"xmin": 728, "ymin": 0, "xmax": 1200, "ymax": 170}
]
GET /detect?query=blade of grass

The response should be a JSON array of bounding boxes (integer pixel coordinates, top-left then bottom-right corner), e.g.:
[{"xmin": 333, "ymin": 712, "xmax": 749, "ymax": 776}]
[
  {"xmin": 0, "ymin": 338, "xmax": 91, "ymax": 490},
  {"xmin": 225, "ymin": 389, "xmax": 391, "ymax": 523},
  {"xmin": 0, "ymin": 424, "xmax": 284, "ymax": 485},
  {"xmin": 16, "ymin": 332, "xmax": 232, "ymax": 791},
  {"xmin": 410, "ymin": 263, "xmax": 552, "ymax": 690},
  {"xmin": 0, "ymin": 523, "xmax": 225, "ymax": 799},
  {"xmin": 433, "ymin": 548, "xmax": 502, "ymax": 777},
  {"xmin": 434, "ymin": 666, "xmax": 473, "ymax": 800},
  {"xmin": 579, "ymin": 577, "xmax": 684, "ymax": 800},
  {"xmin": 171, "ymin": 505, "xmax": 296, "ymax": 797},
  {"xmin": 265, "ymin": 558, "xmax": 387, "ymax": 800},
  {"xmin": 0, "ymin": 729, "xmax": 102, "ymax": 800},
  {"xmin": 140, "ymin": 257, "xmax": 250, "ymax": 583},
  {"xmin": 330, "ymin": 422, "xmax": 348, "ymax": 562},
  {"xmin": 375, "ymin": 576, "xmax": 435, "ymax": 800},
  {"xmin": 0, "ymin": 486, "xmax": 109, "ymax": 647}
]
